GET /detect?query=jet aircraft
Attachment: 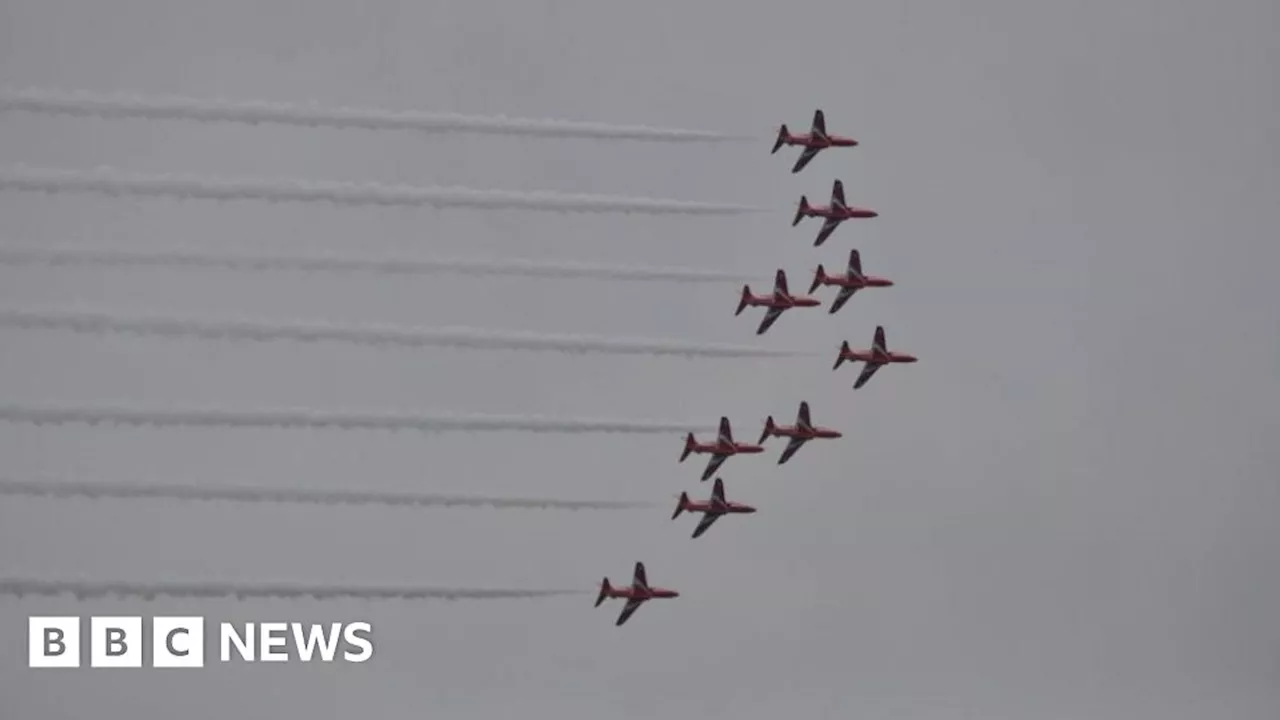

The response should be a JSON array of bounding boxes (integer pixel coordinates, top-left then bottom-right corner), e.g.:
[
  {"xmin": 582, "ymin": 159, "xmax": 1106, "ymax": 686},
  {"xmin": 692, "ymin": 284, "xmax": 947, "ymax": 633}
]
[
  {"xmin": 833, "ymin": 325, "xmax": 918, "ymax": 389},
  {"xmin": 771, "ymin": 109, "xmax": 859, "ymax": 173},
  {"xmin": 672, "ymin": 477, "xmax": 757, "ymax": 538},
  {"xmin": 736, "ymin": 269, "xmax": 821, "ymax": 335},
  {"xmin": 595, "ymin": 561, "xmax": 679, "ymax": 626},
  {"xmin": 680, "ymin": 417, "xmax": 765, "ymax": 481},
  {"xmin": 758, "ymin": 401, "xmax": 843, "ymax": 464},
  {"xmin": 808, "ymin": 248, "xmax": 894, "ymax": 314},
  {"xmin": 793, "ymin": 179, "xmax": 878, "ymax": 247}
]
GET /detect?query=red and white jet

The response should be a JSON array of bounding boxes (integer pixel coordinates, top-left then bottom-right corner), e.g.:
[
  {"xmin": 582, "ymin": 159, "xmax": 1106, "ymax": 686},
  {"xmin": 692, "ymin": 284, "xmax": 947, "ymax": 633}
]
[
  {"xmin": 680, "ymin": 416, "xmax": 765, "ymax": 481},
  {"xmin": 793, "ymin": 179, "xmax": 878, "ymax": 247},
  {"xmin": 809, "ymin": 248, "xmax": 894, "ymax": 315},
  {"xmin": 771, "ymin": 109, "xmax": 859, "ymax": 174},
  {"xmin": 595, "ymin": 561, "xmax": 679, "ymax": 626},
  {"xmin": 736, "ymin": 269, "xmax": 822, "ymax": 335},
  {"xmin": 758, "ymin": 401, "xmax": 843, "ymax": 465},
  {"xmin": 672, "ymin": 477, "xmax": 757, "ymax": 539},
  {"xmin": 833, "ymin": 325, "xmax": 918, "ymax": 389}
]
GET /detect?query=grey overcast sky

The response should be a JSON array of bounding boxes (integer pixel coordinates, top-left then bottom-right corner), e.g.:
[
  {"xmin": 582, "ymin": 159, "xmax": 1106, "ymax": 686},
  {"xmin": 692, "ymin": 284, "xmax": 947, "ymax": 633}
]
[{"xmin": 1, "ymin": 0, "xmax": 1278, "ymax": 717}]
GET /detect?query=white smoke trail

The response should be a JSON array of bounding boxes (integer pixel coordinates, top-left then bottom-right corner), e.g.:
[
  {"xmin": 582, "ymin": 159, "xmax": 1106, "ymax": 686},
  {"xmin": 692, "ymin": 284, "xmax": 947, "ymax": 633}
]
[
  {"xmin": 0, "ymin": 87, "xmax": 749, "ymax": 143},
  {"xmin": 0, "ymin": 405, "xmax": 714, "ymax": 435},
  {"xmin": 0, "ymin": 308, "xmax": 807, "ymax": 359},
  {"xmin": 0, "ymin": 478, "xmax": 654, "ymax": 511},
  {"xmin": 0, "ymin": 579, "xmax": 583, "ymax": 601},
  {"xmin": 0, "ymin": 165, "xmax": 761, "ymax": 215},
  {"xmin": 0, "ymin": 244, "xmax": 754, "ymax": 284}
]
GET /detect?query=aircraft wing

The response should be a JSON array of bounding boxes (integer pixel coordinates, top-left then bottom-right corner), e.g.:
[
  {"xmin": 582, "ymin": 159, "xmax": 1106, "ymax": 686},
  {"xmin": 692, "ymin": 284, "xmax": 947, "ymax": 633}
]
[
  {"xmin": 701, "ymin": 453, "xmax": 728, "ymax": 481},
  {"xmin": 853, "ymin": 362, "xmax": 881, "ymax": 390},
  {"xmin": 873, "ymin": 326, "xmax": 887, "ymax": 353},
  {"xmin": 632, "ymin": 561, "xmax": 648, "ymax": 589},
  {"xmin": 777, "ymin": 436, "xmax": 809, "ymax": 465},
  {"xmin": 814, "ymin": 217, "xmax": 842, "ymax": 247},
  {"xmin": 711, "ymin": 477, "xmax": 727, "ymax": 503},
  {"xmin": 615, "ymin": 598, "xmax": 644, "ymax": 626},
  {"xmin": 828, "ymin": 286, "xmax": 858, "ymax": 314},
  {"xmin": 796, "ymin": 402, "xmax": 812, "ymax": 428},
  {"xmin": 756, "ymin": 306, "xmax": 785, "ymax": 335},
  {"xmin": 717, "ymin": 417, "xmax": 733, "ymax": 444},
  {"xmin": 811, "ymin": 109, "xmax": 827, "ymax": 138},
  {"xmin": 831, "ymin": 179, "xmax": 846, "ymax": 208},
  {"xmin": 773, "ymin": 269, "xmax": 789, "ymax": 296},
  {"xmin": 847, "ymin": 248, "xmax": 864, "ymax": 277},
  {"xmin": 791, "ymin": 146, "xmax": 820, "ymax": 173},
  {"xmin": 691, "ymin": 512, "xmax": 721, "ymax": 539}
]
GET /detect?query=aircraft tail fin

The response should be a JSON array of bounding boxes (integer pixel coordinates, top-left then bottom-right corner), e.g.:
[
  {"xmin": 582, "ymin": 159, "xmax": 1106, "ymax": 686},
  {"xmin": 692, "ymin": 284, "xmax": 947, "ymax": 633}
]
[
  {"xmin": 672, "ymin": 492, "xmax": 689, "ymax": 520},
  {"xmin": 679, "ymin": 433, "xmax": 696, "ymax": 462},
  {"xmin": 759, "ymin": 416, "xmax": 776, "ymax": 444},
  {"xmin": 772, "ymin": 125, "xmax": 789, "ymax": 154},
  {"xmin": 735, "ymin": 286, "xmax": 752, "ymax": 316},
  {"xmin": 809, "ymin": 265, "xmax": 827, "ymax": 294},
  {"xmin": 595, "ymin": 578, "xmax": 611, "ymax": 607},
  {"xmin": 792, "ymin": 196, "xmax": 810, "ymax": 227},
  {"xmin": 834, "ymin": 340, "xmax": 852, "ymax": 370}
]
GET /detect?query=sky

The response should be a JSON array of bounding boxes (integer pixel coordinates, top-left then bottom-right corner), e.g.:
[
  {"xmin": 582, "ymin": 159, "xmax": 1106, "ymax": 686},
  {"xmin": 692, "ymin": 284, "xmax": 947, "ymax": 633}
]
[{"xmin": 1, "ymin": 0, "xmax": 1278, "ymax": 717}]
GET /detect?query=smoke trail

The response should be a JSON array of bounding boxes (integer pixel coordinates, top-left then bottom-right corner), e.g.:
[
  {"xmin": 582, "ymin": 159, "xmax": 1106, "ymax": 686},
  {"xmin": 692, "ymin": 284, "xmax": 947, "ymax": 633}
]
[
  {"xmin": 0, "ymin": 308, "xmax": 807, "ymax": 359},
  {"xmin": 0, "ymin": 87, "xmax": 749, "ymax": 143},
  {"xmin": 0, "ymin": 244, "xmax": 754, "ymax": 285},
  {"xmin": 0, "ymin": 478, "xmax": 655, "ymax": 511},
  {"xmin": 0, "ymin": 579, "xmax": 583, "ymax": 601},
  {"xmin": 0, "ymin": 405, "xmax": 714, "ymax": 435},
  {"xmin": 0, "ymin": 165, "xmax": 761, "ymax": 215}
]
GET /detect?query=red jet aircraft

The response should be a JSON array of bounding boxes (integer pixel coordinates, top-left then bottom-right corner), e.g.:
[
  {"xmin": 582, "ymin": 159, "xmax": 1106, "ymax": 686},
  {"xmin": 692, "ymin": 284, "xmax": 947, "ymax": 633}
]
[
  {"xmin": 809, "ymin": 248, "xmax": 894, "ymax": 315},
  {"xmin": 736, "ymin": 269, "xmax": 822, "ymax": 335},
  {"xmin": 595, "ymin": 561, "xmax": 679, "ymax": 626},
  {"xmin": 680, "ymin": 416, "xmax": 765, "ymax": 481},
  {"xmin": 833, "ymin": 325, "xmax": 918, "ymax": 389},
  {"xmin": 758, "ymin": 401, "xmax": 843, "ymax": 465},
  {"xmin": 672, "ymin": 477, "xmax": 757, "ymax": 538},
  {"xmin": 792, "ymin": 179, "xmax": 879, "ymax": 247},
  {"xmin": 771, "ymin": 109, "xmax": 859, "ymax": 174}
]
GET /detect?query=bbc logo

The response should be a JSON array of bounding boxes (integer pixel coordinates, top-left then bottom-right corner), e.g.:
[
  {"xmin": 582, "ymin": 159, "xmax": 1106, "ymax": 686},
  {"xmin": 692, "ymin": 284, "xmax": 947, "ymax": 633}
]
[
  {"xmin": 30, "ymin": 616, "xmax": 204, "ymax": 668},
  {"xmin": 28, "ymin": 616, "xmax": 374, "ymax": 667}
]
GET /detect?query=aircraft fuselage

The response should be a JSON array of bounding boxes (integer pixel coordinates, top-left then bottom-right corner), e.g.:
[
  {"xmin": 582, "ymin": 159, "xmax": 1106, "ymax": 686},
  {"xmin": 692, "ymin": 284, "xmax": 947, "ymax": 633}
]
[
  {"xmin": 690, "ymin": 442, "xmax": 765, "ymax": 456},
  {"xmin": 808, "ymin": 205, "xmax": 879, "ymax": 219},
  {"xmin": 785, "ymin": 134, "xmax": 858, "ymax": 149},
  {"xmin": 607, "ymin": 587, "xmax": 679, "ymax": 601},
  {"xmin": 843, "ymin": 350, "xmax": 918, "ymax": 364},
  {"xmin": 685, "ymin": 502, "xmax": 757, "ymax": 516},
  {"xmin": 745, "ymin": 292, "xmax": 822, "ymax": 309},
  {"xmin": 772, "ymin": 426, "xmax": 843, "ymax": 440},
  {"xmin": 821, "ymin": 275, "xmax": 894, "ymax": 289}
]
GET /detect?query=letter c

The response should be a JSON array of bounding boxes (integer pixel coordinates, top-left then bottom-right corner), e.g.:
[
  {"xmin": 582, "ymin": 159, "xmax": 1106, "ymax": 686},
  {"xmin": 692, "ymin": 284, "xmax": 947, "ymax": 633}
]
[{"xmin": 166, "ymin": 628, "xmax": 189, "ymax": 657}]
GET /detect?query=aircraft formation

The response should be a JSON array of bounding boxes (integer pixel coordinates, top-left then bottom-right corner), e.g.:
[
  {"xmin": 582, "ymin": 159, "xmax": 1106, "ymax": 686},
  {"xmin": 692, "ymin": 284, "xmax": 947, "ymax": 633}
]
[{"xmin": 596, "ymin": 109, "xmax": 917, "ymax": 626}]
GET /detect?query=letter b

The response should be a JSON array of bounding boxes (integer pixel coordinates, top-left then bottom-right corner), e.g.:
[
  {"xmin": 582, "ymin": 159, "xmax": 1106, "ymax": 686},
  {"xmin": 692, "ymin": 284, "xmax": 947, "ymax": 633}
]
[
  {"xmin": 28, "ymin": 617, "xmax": 80, "ymax": 668},
  {"xmin": 90, "ymin": 617, "xmax": 142, "ymax": 668}
]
